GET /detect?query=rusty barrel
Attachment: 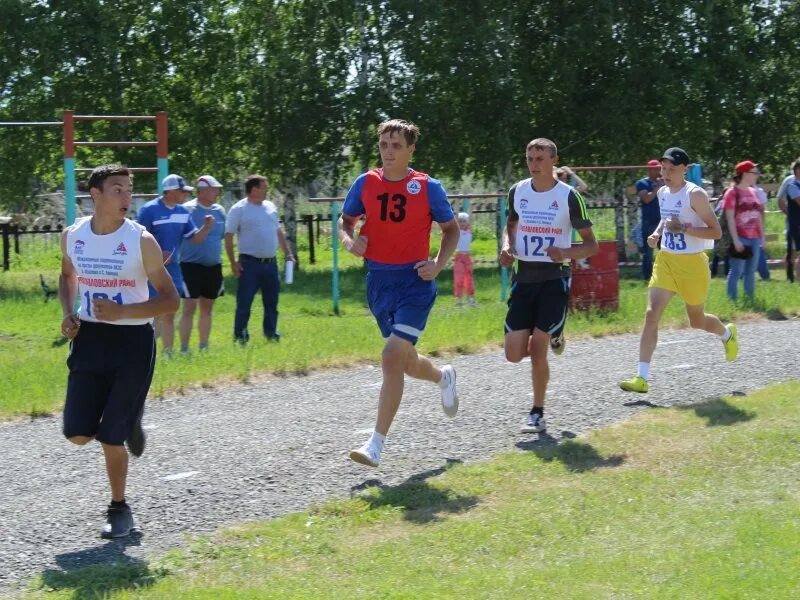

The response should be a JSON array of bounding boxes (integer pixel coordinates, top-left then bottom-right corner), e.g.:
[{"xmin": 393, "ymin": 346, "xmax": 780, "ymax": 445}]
[{"xmin": 569, "ymin": 240, "xmax": 619, "ymax": 310}]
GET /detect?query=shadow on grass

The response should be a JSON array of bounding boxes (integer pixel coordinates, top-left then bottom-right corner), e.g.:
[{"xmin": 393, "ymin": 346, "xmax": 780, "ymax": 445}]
[
  {"xmin": 353, "ymin": 459, "xmax": 478, "ymax": 524},
  {"xmin": 37, "ymin": 536, "xmax": 167, "ymax": 600},
  {"xmin": 682, "ymin": 397, "xmax": 755, "ymax": 427},
  {"xmin": 51, "ymin": 335, "xmax": 69, "ymax": 347},
  {"xmin": 623, "ymin": 399, "xmax": 667, "ymax": 409},
  {"xmin": 516, "ymin": 433, "xmax": 625, "ymax": 473}
]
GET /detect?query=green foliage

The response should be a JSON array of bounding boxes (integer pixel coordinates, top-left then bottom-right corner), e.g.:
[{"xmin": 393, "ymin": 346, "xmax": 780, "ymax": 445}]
[{"xmin": 3, "ymin": 1, "xmax": 800, "ymax": 213}]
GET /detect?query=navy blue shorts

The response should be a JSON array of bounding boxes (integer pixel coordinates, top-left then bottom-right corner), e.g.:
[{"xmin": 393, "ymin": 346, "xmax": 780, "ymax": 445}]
[
  {"xmin": 63, "ymin": 321, "xmax": 156, "ymax": 446},
  {"xmin": 366, "ymin": 269, "xmax": 437, "ymax": 345},
  {"xmin": 505, "ymin": 277, "xmax": 570, "ymax": 336}
]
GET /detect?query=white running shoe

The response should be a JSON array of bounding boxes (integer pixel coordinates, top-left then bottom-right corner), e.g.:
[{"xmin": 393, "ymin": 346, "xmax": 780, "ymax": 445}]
[
  {"xmin": 439, "ymin": 365, "xmax": 459, "ymax": 417},
  {"xmin": 349, "ymin": 443, "xmax": 381, "ymax": 467},
  {"xmin": 550, "ymin": 331, "xmax": 566, "ymax": 356},
  {"xmin": 521, "ymin": 412, "xmax": 546, "ymax": 433}
]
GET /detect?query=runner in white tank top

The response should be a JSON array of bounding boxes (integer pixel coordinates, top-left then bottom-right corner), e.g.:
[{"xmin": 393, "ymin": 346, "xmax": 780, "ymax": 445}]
[
  {"xmin": 619, "ymin": 148, "xmax": 739, "ymax": 395},
  {"xmin": 499, "ymin": 138, "xmax": 598, "ymax": 434},
  {"xmin": 59, "ymin": 164, "xmax": 179, "ymax": 540}
]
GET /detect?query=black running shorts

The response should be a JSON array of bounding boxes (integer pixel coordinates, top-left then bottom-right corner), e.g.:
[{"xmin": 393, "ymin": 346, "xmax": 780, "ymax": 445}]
[
  {"xmin": 504, "ymin": 277, "xmax": 569, "ymax": 335},
  {"xmin": 180, "ymin": 262, "xmax": 224, "ymax": 299},
  {"xmin": 63, "ymin": 321, "xmax": 155, "ymax": 446}
]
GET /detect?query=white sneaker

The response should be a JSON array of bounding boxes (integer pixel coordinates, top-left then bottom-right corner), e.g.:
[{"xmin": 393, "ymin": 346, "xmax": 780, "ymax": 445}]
[
  {"xmin": 349, "ymin": 443, "xmax": 381, "ymax": 467},
  {"xmin": 439, "ymin": 365, "xmax": 459, "ymax": 417},
  {"xmin": 521, "ymin": 412, "xmax": 546, "ymax": 433}
]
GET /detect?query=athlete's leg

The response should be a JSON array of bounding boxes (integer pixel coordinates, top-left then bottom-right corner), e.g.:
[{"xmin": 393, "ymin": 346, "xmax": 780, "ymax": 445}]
[
  {"xmin": 67, "ymin": 435, "xmax": 93, "ymax": 445},
  {"xmin": 404, "ymin": 344, "xmax": 442, "ymax": 383},
  {"xmin": 198, "ymin": 297, "xmax": 215, "ymax": 348},
  {"xmin": 529, "ymin": 328, "xmax": 550, "ymax": 410},
  {"xmin": 375, "ymin": 335, "xmax": 412, "ymax": 435},
  {"xmin": 504, "ymin": 329, "xmax": 532, "ymax": 362},
  {"xmin": 639, "ymin": 287, "xmax": 675, "ymax": 363},
  {"xmin": 684, "ymin": 302, "xmax": 727, "ymax": 335},
  {"xmin": 179, "ymin": 298, "xmax": 197, "ymax": 351},
  {"xmin": 102, "ymin": 443, "xmax": 129, "ymax": 502}
]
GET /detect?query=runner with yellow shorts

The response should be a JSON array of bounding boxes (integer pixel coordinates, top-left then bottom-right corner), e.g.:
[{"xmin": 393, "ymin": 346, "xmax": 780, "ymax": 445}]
[{"xmin": 619, "ymin": 147, "xmax": 739, "ymax": 394}]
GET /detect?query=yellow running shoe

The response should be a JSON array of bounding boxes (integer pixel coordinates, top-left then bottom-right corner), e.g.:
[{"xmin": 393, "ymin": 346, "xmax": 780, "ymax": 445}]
[
  {"xmin": 723, "ymin": 324, "xmax": 738, "ymax": 362},
  {"xmin": 619, "ymin": 375, "xmax": 649, "ymax": 393}
]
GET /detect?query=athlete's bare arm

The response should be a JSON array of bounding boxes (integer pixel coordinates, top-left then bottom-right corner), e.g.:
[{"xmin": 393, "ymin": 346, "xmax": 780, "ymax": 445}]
[
  {"xmin": 686, "ymin": 189, "xmax": 722, "ymax": 240},
  {"xmin": 416, "ymin": 217, "xmax": 459, "ymax": 280},
  {"xmin": 58, "ymin": 229, "xmax": 81, "ymax": 339},
  {"xmin": 546, "ymin": 227, "xmax": 599, "ymax": 262},
  {"xmin": 499, "ymin": 216, "xmax": 518, "ymax": 267},
  {"xmin": 647, "ymin": 219, "xmax": 665, "ymax": 248},
  {"xmin": 338, "ymin": 214, "xmax": 367, "ymax": 257},
  {"xmin": 91, "ymin": 232, "xmax": 180, "ymax": 321}
]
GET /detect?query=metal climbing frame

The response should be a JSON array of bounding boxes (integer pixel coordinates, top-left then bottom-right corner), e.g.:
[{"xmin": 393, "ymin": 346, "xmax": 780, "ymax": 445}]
[{"xmin": 62, "ymin": 111, "xmax": 169, "ymax": 225}]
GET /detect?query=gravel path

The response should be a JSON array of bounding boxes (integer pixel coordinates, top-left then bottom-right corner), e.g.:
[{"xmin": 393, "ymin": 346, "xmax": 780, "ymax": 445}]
[{"xmin": 1, "ymin": 319, "xmax": 798, "ymax": 594}]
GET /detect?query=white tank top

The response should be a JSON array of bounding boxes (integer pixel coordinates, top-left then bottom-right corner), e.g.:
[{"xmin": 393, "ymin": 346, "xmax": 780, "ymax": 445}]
[
  {"xmin": 457, "ymin": 229, "xmax": 472, "ymax": 252},
  {"xmin": 66, "ymin": 217, "xmax": 152, "ymax": 325},
  {"xmin": 513, "ymin": 179, "xmax": 574, "ymax": 263},
  {"xmin": 657, "ymin": 181, "xmax": 714, "ymax": 254}
]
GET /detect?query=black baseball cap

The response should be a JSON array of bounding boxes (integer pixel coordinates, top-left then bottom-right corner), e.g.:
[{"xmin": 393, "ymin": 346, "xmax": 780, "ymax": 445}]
[{"xmin": 661, "ymin": 147, "xmax": 690, "ymax": 166}]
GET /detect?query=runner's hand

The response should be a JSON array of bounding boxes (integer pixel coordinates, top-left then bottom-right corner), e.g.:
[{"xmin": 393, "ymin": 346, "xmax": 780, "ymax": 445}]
[
  {"xmin": 61, "ymin": 313, "xmax": 80, "ymax": 339},
  {"xmin": 92, "ymin": 299, "xmax": 123, "ymax": 321},
  {"xmin": 202, "ymin": 215, "xmax": 215, "ymax": 228},
  {"xmin": 499, "ymin": 246, "xmax": 515, "ymax": 267},
  {"xmin": 231, "ymin": 260, "xmax": 242, "ymax": 278},
  {"xmin": 665, "ymin": 217, "xmax": 684, "ymax": 234},
  {"xmin": 414, "ymin": 260, "xmax": 440, "ymax": 280},
  {"xmin": 346, "ymin": 235, "xmax": 368, "ymax": 257},
  {"xmin": 546, "ymin": 246, "xmax": 565, "ymax": 262},
  {"xmin": 647, "ymin": 233, "xmax": 660, "ymax": 248}
]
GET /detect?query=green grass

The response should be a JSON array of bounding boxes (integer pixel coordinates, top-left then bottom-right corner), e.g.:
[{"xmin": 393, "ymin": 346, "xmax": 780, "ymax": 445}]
[
  {"xmin": 25, "ymin": 381, "xmax": 800, "ymax": 599},
  {"xmin": 2, "ymin": 234, "xmax": 800, "ymax": 419}
]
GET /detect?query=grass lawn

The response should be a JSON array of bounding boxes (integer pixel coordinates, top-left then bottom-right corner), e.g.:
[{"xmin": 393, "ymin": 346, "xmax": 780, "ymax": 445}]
[
  {"xmin": 26, "ymin": 381, "xmax": 800, "ymax": 599},
  {"xmin": 2, "ymin": 235, "xmax": 800, "ymax": 418}
]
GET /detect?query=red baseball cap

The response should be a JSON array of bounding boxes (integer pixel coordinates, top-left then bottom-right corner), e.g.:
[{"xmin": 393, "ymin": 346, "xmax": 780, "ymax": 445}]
[
  {"xmin": 647, "ymin": 159, "xmax": 660, "ymax": 167},
  {"xmin": 735, "ymin": 160, "xmax": 759, "ymax": 175}
]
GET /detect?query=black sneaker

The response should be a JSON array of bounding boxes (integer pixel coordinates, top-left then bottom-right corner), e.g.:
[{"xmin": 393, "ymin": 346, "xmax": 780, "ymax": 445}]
[
  {"xmin": 101, "ymin": 504, "xmax": 136, "ymax": 539},
  {"xmin": 126, "ymin": 419, "xmax": 146, "ymax": 458}
]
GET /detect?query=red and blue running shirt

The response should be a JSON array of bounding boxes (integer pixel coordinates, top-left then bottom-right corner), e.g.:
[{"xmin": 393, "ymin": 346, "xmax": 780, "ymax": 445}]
[{"xmin": 342, "ymin": 168, "xmax": 454, "ymax": 269}]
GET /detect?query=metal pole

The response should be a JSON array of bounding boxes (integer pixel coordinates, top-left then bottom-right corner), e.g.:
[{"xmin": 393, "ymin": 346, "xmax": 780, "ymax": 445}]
[
  {"xmin": 331, "ymin": 201, "xmax": 340, "ymax": 315},
  {"xmin": 63, "ymin": 111, "xmax": 77, "ymax": 225},
  {"xmin": 498, "ymin": 193, "xmax": 508, "ymax": 301},
  {"xmin": 156, "ymin": 112, "xmax": 169, "ymax": 192},
  {"xmin": 1, "ymin": 224, "xmax": 9, "ymax": 271}
]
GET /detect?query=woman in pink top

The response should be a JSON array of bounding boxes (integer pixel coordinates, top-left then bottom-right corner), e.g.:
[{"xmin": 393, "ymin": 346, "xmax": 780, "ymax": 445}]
[{"xmin": 722, "ymin": 160, "xmax": 764, "ymax": 301}]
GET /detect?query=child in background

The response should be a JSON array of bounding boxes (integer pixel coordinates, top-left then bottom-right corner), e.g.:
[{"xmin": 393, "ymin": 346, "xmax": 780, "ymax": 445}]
[{"xmin": 454, "ymin": 212, "xmax": 477, "ymax": 306}]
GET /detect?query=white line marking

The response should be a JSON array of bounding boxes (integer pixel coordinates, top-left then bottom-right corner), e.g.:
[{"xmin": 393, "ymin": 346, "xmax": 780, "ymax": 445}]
[
  {"xmin": 163, "ymin": 471, "xmax": 200, "ymax": 481},
  {"xmin": 664, "ymin": 364, "xmax": 695, "ymax": 370}
]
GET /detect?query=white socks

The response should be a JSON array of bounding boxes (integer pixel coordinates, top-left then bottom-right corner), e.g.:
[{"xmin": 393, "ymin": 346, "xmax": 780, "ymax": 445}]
[
  {"xmin": 368, "ymin": 431, "xmax": 385, "ymax": 451},
  {"xmin": 720, "ymin": 326, "xmax": 732, "ymax": 342},
  {"xmin": 637, "ymin": 362, "xmax": 650, "ymax": 380}
]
